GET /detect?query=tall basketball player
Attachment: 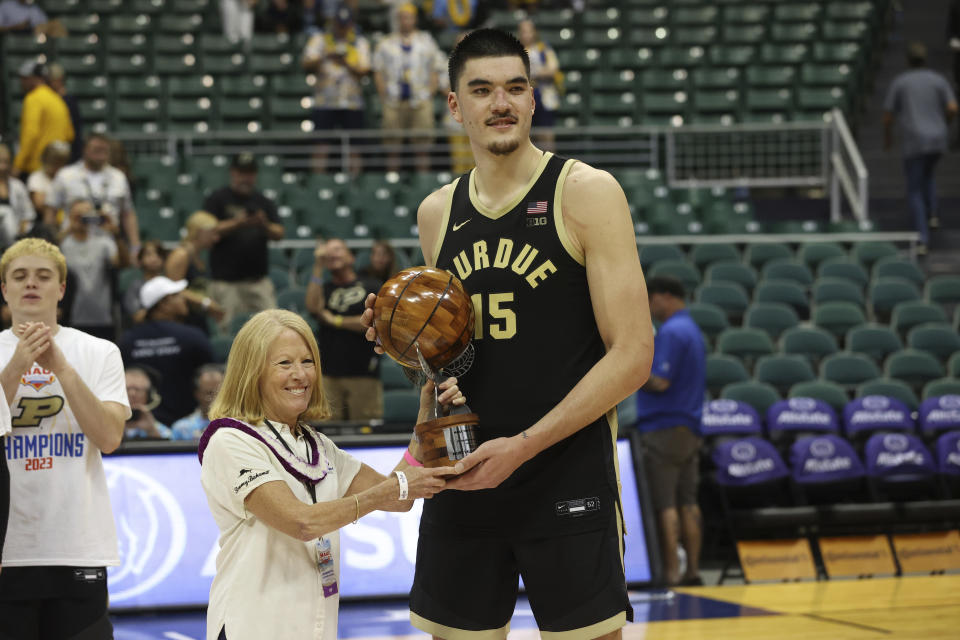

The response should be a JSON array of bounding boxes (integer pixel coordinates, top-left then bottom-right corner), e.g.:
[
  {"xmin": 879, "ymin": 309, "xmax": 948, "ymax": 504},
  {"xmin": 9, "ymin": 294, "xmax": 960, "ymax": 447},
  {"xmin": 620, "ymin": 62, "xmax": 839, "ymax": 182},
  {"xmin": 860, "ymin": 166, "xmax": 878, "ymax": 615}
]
[
  {"xmin": 0, "ymin": 238, "xmax": 130, "ymax": 639},
  {"xmin": 363, "ymin": 28, "xmax": 654, "ymax": 640}
]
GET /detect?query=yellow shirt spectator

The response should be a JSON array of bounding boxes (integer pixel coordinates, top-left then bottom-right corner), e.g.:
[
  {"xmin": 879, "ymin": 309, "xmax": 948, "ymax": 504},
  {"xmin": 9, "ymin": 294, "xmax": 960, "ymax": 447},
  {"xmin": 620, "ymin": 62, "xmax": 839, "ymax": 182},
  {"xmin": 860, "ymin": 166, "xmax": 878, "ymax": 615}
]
[{"xmin": 14, "ymin": 84, "xmax": 74, "ymax": 175}]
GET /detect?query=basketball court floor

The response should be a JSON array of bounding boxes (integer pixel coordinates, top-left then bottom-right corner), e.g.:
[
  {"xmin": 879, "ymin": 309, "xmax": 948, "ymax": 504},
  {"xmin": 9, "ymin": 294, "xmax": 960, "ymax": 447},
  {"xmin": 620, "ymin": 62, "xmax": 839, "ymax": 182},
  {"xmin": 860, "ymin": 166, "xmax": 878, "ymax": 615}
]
[{"xmin": 112, "ymin": 574, "xmax": 960, "ymax": 640}]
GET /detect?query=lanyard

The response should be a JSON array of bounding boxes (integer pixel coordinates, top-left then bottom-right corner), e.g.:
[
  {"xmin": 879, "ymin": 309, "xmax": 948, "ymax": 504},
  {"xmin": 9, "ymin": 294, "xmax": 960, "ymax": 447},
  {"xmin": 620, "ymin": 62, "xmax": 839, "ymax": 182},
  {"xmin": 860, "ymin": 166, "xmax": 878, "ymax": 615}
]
[{"xmin": 264, "ymin": 419, "xmax": 317, "ymax": 504}]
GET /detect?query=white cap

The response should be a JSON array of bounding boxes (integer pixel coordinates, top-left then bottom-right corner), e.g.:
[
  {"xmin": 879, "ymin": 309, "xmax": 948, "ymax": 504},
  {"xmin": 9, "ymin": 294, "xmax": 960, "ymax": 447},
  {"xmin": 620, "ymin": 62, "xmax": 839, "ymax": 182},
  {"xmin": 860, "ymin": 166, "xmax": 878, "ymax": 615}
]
[{"xmin": 140, "ymin": 276, "xmax": 188, "ymax": 311}]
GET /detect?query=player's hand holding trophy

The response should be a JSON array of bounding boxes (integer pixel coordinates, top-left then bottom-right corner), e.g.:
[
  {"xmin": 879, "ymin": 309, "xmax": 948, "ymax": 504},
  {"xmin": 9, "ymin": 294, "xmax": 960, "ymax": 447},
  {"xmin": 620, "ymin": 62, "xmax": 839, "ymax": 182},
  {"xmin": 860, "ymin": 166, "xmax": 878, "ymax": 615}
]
[{"xmin": 372, "ymin": 267, "xmax": 480, "ymax": 468}]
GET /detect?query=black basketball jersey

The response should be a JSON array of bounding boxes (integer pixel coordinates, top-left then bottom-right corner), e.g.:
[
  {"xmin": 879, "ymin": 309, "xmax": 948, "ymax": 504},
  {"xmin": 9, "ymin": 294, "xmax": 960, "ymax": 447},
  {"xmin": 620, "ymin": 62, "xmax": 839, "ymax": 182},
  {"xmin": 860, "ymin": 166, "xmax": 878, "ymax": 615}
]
[{"xmin": 424, "ymin": 152, "xmax": 621, "ymax": 538}]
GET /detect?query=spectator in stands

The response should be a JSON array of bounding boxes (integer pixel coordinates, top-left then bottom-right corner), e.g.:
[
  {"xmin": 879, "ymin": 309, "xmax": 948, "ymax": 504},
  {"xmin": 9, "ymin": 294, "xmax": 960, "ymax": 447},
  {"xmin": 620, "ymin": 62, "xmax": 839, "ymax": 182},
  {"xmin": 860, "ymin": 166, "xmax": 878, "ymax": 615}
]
[
  {"xmin": 203, "ymin": 153, "xmax": 284, "ymax": 334},
  {"xmin": 305, "ymin": 237, "xmax": 383, "ymax": 421},
  {"xmin": 517, "ymin": 18, "xmax": 561, "ymax": 152},
  {"xmin": 430, "ymin": 0, "xmax": 482, "ymax": 32},
  {"xmin": 949, "ymin": 1, "xmax": 960, "ymax": 127},
  {"xmin": 0, "ymin": 142, "xmax": 36, "ymax": 249},
  {"xmin": 221, "ymin": 0, "xmax": 257, "ymax": 43},
  {"xmin": 635, "ymin": 276, "xmax": 706, "ymax": 587},
  {"xmin": 26, "ymin": 140, "xmax": 69, "ymax": 227},
  {"xmin": 360, "ymin": 239, "xmax": 398, "ymax": 282},
  {"xmin": 302, "ymin": 3, "xmax": 371, "ymax": 173},
  {"xmin": 124, "ymin": 366, "xmax": 171, "ymax": 440},
  {"xmin": 122, "ymin": 240, "xmax": 168, "ymax": 325},
  {"xmin": 59, "ymin": 198, "xmax": 119, "ymax": 342},
  {"xmin": 884, "ymin": 42, "xmax": 958, "ymax": 254},
  {"xmin": 0, "ymin": 0, "xmax": 65, "ymax": 36},
  {"xmin": 49, "ymin": 133, "xmax": 141, "ymax": 257},
  {"xmin": 46, "ymin": 63, "xmax": 83, "ymax": 163},
  {"xmin": 258, "ymin": 0, "xmax": 304, "ymax": 34},
  {"xmin": 165, "ymin": 210, "xmax": 226, "ymax": 335},
  {"xmin": 373, "ymin": 3, "xmax": 441, "ymax": 173},
  {"xmin": 12, "ymin": 61, "xmax": 73, "ymax": 180},
  {"xmin": 120, "ymin": 276, "xmax": 215, "ymax": 426},
  {"xmin": 171, "ymin": 364, "xmax": 225, "ymax": 441}
]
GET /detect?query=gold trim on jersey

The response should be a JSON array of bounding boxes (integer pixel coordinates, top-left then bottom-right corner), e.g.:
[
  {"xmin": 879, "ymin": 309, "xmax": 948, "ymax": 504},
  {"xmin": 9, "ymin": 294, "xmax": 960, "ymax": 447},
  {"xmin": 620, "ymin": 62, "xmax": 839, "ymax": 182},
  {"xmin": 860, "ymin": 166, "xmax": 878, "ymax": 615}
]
[
  {"xmin": 553, "ymin": 158, "xmax": 584, "ymax": 267},
  {"xmin": 607, "ymin": 406, "xmax": 625, "ymax": 536},
  {"xmin": 467, "ymin": 151, "xmax": 553, "ymax": 220},
  {"xmin": 430, "ymin": 177, "xmax": 460, "ymax": 267}
]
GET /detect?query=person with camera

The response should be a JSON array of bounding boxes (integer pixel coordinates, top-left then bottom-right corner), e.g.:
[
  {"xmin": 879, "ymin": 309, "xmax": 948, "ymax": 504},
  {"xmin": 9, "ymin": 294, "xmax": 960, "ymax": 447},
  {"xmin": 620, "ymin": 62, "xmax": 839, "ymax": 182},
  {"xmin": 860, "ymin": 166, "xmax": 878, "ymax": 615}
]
[
  {"xmin": 124, "ymin": 365, "xmax": 171, "ymax": 440},
  {"xmin": 0, "ymin": 237, "xmax": 129, "ymax": 639},
  {"xmin": 0, "ymin": 142, "xmax": 36, "ymax": 250},
  {"xmin": 48, "ymin": 133, "xmax": 141, "ymax": 256}
]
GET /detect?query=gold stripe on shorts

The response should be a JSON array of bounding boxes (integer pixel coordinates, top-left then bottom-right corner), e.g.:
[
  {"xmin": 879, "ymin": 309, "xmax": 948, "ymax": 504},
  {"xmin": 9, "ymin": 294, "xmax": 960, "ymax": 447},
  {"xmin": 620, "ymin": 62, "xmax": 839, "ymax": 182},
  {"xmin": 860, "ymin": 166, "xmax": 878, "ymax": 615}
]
[
  {"xmin": 410, "ymin": 612, "xmax": 510, "ymax": 640},
  {"xmin": 540, "ymin": 611, "xmax": 628, "ymax": 640}
]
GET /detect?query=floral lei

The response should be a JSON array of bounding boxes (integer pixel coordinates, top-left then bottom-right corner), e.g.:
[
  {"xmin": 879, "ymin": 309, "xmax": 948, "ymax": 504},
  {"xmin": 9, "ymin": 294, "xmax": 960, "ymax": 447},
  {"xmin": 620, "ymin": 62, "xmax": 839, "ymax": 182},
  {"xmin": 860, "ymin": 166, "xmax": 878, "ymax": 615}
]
[{"xmin": 197, "ymin": 417, "xmax": 332, "ymax": 486}]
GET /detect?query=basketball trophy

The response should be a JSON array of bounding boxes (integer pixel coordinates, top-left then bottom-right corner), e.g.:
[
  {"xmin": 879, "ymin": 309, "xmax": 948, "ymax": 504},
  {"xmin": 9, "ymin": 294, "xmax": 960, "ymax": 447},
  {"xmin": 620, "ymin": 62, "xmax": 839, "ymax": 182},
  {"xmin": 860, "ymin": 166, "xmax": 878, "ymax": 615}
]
[{"xmin": 373, "ymin": 267, "xmax": 480, "ymax": 468}]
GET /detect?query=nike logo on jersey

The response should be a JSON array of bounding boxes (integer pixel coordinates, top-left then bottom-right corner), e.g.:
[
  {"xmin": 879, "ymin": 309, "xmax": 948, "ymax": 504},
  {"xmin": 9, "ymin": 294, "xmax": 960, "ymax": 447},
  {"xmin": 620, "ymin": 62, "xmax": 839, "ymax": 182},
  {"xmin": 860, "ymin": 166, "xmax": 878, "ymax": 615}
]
[{"xmin": 452, "ymin": 219, "xmax": 471, "ymax": 231}]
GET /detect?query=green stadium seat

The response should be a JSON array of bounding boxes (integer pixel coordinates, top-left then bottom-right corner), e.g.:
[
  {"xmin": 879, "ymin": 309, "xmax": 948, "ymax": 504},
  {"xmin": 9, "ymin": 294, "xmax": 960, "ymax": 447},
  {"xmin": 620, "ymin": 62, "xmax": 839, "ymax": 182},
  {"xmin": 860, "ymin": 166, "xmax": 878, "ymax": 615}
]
[
  {"xmin": 746, "ymin": 65, "xmax": 796, "ymax": 88},
  {"xmin": 813, "ymin": 301, "xmax": 867, "ymax": 341},
  {"xmin": 759, "ymin": 43, "xmax": 809, "ymax": 65},
  {"xmin": 761, "ymin": 260, "xmax": 813, "ymax": 287},
  {"xmin": 167, "ymin": 74, "xmax": 215, "ymax": 97},
  {"xmin": 251, "ymin": 52, "xmax": 296, "ymax": 75},
  {"xmin": 628, "ymin": 7, "xmax": 668, "ymax": 27},
  {"xmin": 907, "ymin": 324, "xmax": 960, "ymax": 363},
  {"xmin": 825, "ymin": 2, "xmax": 876, "ymax": 23},
  {"xmin": 696, "ymin": 282, "xmax": 750, "ymax": 321},
  {"xmin": 821, "ymin": 22, "xmax": 870, "ymax": 44},
  {"xmin": 558, "ymin": 47, "xmax": 606, "ymax": 71},
  {"xmin": 707, "ymin": 354, "xmax": 750, "ymax": 396},
  {"xmin": 171, "ymin": 0, "xmax": 211, "ymax": 11},
  {"xmin": 857, "ymin": 378, "xmax": 919, "ymax": 410},
  {"xmin": 723, "ymin": 5, "xmax": 770, "ymax": 24},
  {"xmin": 167, "ymin": 96, "xmax": 214, "ymax": 124},
  {"xmin": 582, "ymin": 27, "xmax": 624, "ymax": 49},
  {"xmin": 57, "ymin": 14, "xmax": 100, "ymax": 34},
  {"xmin": 846, "ymin": 324, "xmax": 903, "ymax": 364},
  {"xmin": 139, "ymin": 207, "xmax": 182, "ymax": 242},
  {"xmin": 717, "ymin": 327, "xmax": 775, "ymax": 368},
  {"xmin": 801, "ymin": 63, "xmax": 856, "ymax": 89},
  {"xmin": 130, "ymin": 0, "xmax": 168, "ymax": 13},
  {"xmin": 692, "ymin": 67, "xmax": 742, "ymax": 90},
  {"xmin": 380, "ymin": 357, "xmax": 413, "ymax": 391},
  {"xmin": 721, "ymin": 380, "xmax": 782, "ymax": 415},
  {"xmin": 745, "ymin": 88, "xmax": 794, "ymax": 114},
  {"xmin": 55, "ymin": 34, "xmax": 101, "ymax": 56},
  {"xmin": 674, "ymin": 26, "xmax": 718, "ymax": 47},
  {"xmin": 890, "ymin": 300, "xmax": 949, "ymax": 338},
  {"xmin": 852, "ymin": 241, "xmax": 899, "ymax": 268},
  {"xmin": 204, "ymin": 52, "xmax": 248, "ymax": 74},
  {"xmin": 774, "ymin": 3, "xmax": 822, "ymax": 22},
  {"xmin": 383, "ymin": 389, "xmax": 420, "ymax": 424},
  {"xmin": 820, "ymin": 352, "xmax": 881, "ymax": 387},
  {"xmin": 658, "ymin": 46, "xmax": 707, "ymax": 68},
  {"xmin": 723, "ymin": 24, "xmax": 767, "ymax": 45},
  {"xmin": 870, "ymin": 278, "xmax": 922, "ymax": 323},
  {"xmin": 154, "ymin": 54, "xmax": 200, "ymax": 75},
  {"xmin": 690, "ymin": 244, "xmax": 740, "ymax": 269},
  {"xmin": 950, "ymin": 352, "xmax": 960, "ymax": 378},
  {"xmin": 155, "ymin": 34, "xmax": 195, "ymax": 55},
  {"xmin": 755, "ymin": 354, "xmax": 816, "ymax": 395},
  {"xmin": 251, "ymin": 33, "xmax": 295, "ymax": 55},
  {"xmin": 788, "ymin": 380, "xmax": 849, "ymax": 412},
  {"xmin": 211, "ymin": 335, "xmax": 233, "ymax": 364},
  {"xmin": 817, "ymin": 257, "xmax": 869, "ymax": 289},
  {"xmin": 60, "ymin": 53, "xmax": 104, "ymax": 75},
  {"xmin": 781, "ymin": 326, "xmax": 839, "ymax": 365},
  {"xmin": 688, "ymin": 302, "xmax": 729, "ymax": 345},
  {"xmin": 770, "ymin": 23, "xmax": 819, "ymax": 44},
  {"xmin": 583, "ymin": 7, "xmax": 621, "ymax": 27},
  {"xmin": 925, "ymin": 275, "xmax": 960, "ymax": 307},
  {"xmin": 813, "ymin": 277, "xmax": 866, "ymax": 309},
  {"xmin": 708, "ymin": 45, "xmax": 756, "ymax": 67},
  {"xmin": 923, "ymin": 378, "xmax": 960, "ymax": 400},
  {"xmin": 649, "ymin": 260, "xmax": 701, "ymax": 292},
  {"xmin": 755, "ymin": 279, "xmax": 809, "ymax": 319},
  {"xmin": 638, "ymin": 69, "xmax": 687, "ymax": 92},
  {"xmin": 885, "ymin": 349, "xmax": 945, "ymax": 391},
  {"xmin": 272, "ymin": 73, "xmax": 313, "ymax": 96},
  {"xmin": 158, "ymin": 13, "xmax": 203, "ymax": 32},
  {"xmin": 200, "ymin": 33, "xmax": 242, "ymax": 55},
  {"xmin": 744, "ymin": 244, "xmax": 794, "ymax": 269},
  {"xmin": 673, "ymin": 6, "xmax": 718, "ymax": 25},
  {"xmin": 797, "ymin": 242, "xmax": 846, "ymax": 268},
  {"xmin": 872, "ymin": 258, "xmax": 925, "ymax": 288},
  {"xmin": 105, "ymin": 54, "xmax": 149, "ymax": 75},
  {"xmin": 744, "ymin": 302, "xmax": 799, "ymax": 340},
  {"xmin": 638, "ymin": 245, "xmax": 686, "ymax": 268},
  {"xmin": 276, "ymin": 286, "xmax": 307, "ymax": 314},
  {"xmin": 705, "ymin": 262, "xmax": 758, "ymax": 293},
  {"xmin": 107, "ymin": 14, "xmax": 153, "ymax": 34}
]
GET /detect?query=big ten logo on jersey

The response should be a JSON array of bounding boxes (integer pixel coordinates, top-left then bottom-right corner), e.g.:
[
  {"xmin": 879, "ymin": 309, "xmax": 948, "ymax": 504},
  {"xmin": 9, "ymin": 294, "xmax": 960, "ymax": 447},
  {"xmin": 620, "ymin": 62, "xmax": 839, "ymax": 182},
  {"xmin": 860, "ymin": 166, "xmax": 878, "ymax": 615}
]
[
  {"xmin": 327, "ymin": 282, "xmax": 369, "ymax": 314},
  {"xmin": 526, "ymin": 200, "xmax": 548, "ymax": 229}
]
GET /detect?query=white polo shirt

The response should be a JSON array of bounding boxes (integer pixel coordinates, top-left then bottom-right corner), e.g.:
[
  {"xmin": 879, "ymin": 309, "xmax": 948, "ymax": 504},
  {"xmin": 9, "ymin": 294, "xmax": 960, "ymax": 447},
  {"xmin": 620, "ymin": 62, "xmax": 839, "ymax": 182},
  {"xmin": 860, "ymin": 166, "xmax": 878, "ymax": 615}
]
[{"xmin": 200, "ymin": 421, "xmax": 362, "ymax": 640}]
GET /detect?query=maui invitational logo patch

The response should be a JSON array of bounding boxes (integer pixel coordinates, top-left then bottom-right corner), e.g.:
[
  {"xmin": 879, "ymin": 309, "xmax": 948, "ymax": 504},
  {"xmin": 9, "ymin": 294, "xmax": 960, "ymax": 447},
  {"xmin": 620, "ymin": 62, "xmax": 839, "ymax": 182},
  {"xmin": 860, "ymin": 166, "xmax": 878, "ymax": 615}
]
[{"xmin": 21, "ymin": 366, "xmax": 56, "ymax": 391}]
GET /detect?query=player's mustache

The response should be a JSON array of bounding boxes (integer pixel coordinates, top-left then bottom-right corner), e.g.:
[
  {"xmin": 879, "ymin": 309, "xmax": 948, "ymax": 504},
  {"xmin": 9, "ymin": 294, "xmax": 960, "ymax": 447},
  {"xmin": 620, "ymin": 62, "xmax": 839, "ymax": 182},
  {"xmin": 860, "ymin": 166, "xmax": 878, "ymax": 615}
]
[{"xmin": 485, "ymin": 113, "xmax": 518, "ymax": 125}]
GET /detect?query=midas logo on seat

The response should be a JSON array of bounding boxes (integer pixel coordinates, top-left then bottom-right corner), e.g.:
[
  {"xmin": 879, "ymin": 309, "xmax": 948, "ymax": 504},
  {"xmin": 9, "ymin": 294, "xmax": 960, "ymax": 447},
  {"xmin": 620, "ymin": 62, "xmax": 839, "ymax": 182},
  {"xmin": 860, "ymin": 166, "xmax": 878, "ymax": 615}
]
[{"xmin": 13, "ymin": 396, "xmax": 66, "ymax": 428}]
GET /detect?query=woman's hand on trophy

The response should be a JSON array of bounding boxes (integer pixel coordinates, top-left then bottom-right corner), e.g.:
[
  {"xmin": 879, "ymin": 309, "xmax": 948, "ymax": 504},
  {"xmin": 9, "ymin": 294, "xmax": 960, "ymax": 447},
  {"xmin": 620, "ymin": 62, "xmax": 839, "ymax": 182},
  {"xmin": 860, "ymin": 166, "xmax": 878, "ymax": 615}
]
[
  {"xmin": 423, "ymin": 377, "xmax": 466, "ymax": 411},
  {"xmin": 361, "ymin": 292, "xmax": 385, "ymax": 355},
  {"xmin": 403, "ymin": 465, "xmax": 459, "ymax": 500}
]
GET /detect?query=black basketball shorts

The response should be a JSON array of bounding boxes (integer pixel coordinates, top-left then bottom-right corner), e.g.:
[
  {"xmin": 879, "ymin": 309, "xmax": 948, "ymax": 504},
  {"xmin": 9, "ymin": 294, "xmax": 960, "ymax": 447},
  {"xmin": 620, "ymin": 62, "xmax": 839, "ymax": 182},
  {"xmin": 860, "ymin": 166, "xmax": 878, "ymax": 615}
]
[
  {"xmin": 0, "ymin": 566, "xmax": 113, "ymax": 640},
  {"xmin": 410, "ymin": 509, "xmax": 633, "ymax": 639}
]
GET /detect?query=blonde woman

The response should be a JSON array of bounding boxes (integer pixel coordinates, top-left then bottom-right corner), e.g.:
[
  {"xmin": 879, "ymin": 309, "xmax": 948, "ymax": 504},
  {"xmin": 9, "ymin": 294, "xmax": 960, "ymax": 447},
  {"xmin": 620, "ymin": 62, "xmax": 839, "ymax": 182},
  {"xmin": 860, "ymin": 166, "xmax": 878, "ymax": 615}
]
[
  {"xmin": 198, "ymin": 309, "xmax": 460, "ymax": 640},
  {"xmin": 165, "ymin": 210, "xmax": 224, "ymax": 332}
]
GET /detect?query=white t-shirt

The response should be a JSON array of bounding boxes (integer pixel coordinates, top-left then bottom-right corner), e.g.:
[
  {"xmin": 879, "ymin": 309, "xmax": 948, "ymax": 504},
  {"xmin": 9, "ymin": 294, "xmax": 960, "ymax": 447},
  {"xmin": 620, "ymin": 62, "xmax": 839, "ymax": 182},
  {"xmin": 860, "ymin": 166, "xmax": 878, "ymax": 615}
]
[
  {"xmin": 48, "ymin": 161, "xmax": 133, "ymax": 228},
  {"xmin": 0, "ymin": 326, "xmax": 131, "ymax": 567},
  {"xmin": 26, "ymin": 170, "xmax": 53, "ymax": 203},
  {"xmin": 0, "ymin": 381, "xmax": 9, "ymax": 438},
  {"xmin": 201, "ymin": 421, "xmax": 362, "ymax": 640}
]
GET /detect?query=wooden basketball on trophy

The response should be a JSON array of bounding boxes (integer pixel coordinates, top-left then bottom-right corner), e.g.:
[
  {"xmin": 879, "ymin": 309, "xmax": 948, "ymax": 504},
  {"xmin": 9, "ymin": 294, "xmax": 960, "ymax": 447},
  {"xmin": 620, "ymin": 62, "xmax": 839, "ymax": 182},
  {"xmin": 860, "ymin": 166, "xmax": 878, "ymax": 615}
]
[{"xmin": 373, "ymin": 266, "xmax": 475, "ymax": 371}]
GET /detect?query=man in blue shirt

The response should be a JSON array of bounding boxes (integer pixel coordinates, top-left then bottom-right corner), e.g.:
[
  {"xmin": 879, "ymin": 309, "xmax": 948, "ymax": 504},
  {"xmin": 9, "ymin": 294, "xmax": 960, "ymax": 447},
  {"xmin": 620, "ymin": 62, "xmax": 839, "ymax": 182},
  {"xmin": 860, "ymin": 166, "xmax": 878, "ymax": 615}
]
[{"xmin": 636, "ymin": 276, "xmax": 706, "ymax": 586}]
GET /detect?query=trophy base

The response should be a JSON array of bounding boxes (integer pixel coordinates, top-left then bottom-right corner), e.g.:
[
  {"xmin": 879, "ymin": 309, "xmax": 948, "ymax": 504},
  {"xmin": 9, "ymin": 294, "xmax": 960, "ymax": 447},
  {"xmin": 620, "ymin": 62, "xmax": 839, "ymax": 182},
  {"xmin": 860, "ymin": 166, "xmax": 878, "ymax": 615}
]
[{"xmin": 414, "ymin": 413, "xmax": 480, "ymax": 468}]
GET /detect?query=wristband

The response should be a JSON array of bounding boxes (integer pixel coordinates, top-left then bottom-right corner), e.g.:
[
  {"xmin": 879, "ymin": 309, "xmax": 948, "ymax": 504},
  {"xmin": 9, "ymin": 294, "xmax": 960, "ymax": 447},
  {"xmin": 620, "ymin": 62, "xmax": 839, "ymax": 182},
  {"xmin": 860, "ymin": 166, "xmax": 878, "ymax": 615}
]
[
  {"xmin": 403, "ymin": 449, "xmax": 423, "ymax": 467},
  {"xmin": 310, "ymin": 275, "xmax": 323, "ymax": 285},
  {"xmin": 352, "ymin": 494, "xmax": 360, "ymax": 524},
  {"xmin": 394, "ymin": 470, "xmax": 408, "ymax": 500},
  {"xmin": 332, "ymin": 315, "xmax": 344, "ymax": 327},
  {"xmin": 201, "ymin": 296, "xmax": 212, "ymax": 310}
]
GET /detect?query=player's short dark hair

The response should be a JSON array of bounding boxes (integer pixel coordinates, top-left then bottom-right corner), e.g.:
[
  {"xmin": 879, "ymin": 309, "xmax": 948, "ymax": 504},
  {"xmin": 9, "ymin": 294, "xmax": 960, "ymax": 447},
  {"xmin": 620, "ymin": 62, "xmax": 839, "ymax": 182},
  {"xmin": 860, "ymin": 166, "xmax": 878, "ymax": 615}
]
[
  {"xmin": 646, "ymin": 276, "xmax": 686, "ymax": 300},
  {"xmin": 448, "ymin": 28, "xmax": 530, "ymax": 93}
]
